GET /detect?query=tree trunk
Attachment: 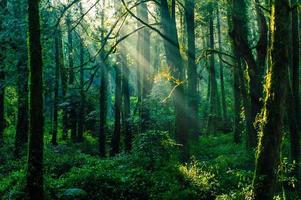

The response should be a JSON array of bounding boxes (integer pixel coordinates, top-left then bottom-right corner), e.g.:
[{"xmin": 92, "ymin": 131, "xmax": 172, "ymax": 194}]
[
  {"xmin": 0, "ymin": 0, "xmax": 7, "ymax": 147},
  {"xmin": 99, "ymin": 0, "xmax": 107, "ymax": 157},
  {"xmin": 99, "ymin": 63, "xmax": 107, "ymax": 157},
  {"xmin": 110, "ymin": 63, "xmax": 122, "ymax": 156},
  {"xmin": 14, "ymin": 1, "xmax": 29, "ymax": 157},
  {"xmin": 77, "ymin": 39, "xmax": 85, "ymax": 142},
  {"xmin": 59, "ymin": 27, "xmax": 68, "ymax": 140},
  {"xmin": 207, "ymin": 10, "xmax": 220, "ymax": 135},
  {"xmin": 230, "ymin": 0, "xmax": 257, "ymax": 149},
  {"xmin": 51, "ymin": 29, "xmax": 60, "ymax": 146},
  {"xmin": 185, "ymin": 0, "xmax": 199, "ymax": 137},
  {"xmin": 136, "ymin": 2, "xmax": 151, "ymax": 132},
  {"xmin": 66, "ymin": 14, "xmax": 74, "ymax": 85},
  {"xmin": 62, "ymin": 14, "xmax": 73, "ymax": 139},
  {"xmin": 159, "ymin": 0, "xmax": 188, "ymax": 161},
  {"xmin": 25, "ymin": 0, "xmax": 44, "ymax": 198},
  {"xmin": 122, "ymin": 56, "xmax": 131, "ymax": 151},
  {"xmin": 216, "ymin": 6, "xmax": 227, "ymax": 121},
  {"xmin": 289, "ymin": 0, "xmax": 300, "ymax": 188},
  {"xmin": 253, "ymin": 1, "xmax": 290, "ymax": 198},
  {"xmin": 233, "ymin": 55, "xmax": 242, "ymax": 144}
]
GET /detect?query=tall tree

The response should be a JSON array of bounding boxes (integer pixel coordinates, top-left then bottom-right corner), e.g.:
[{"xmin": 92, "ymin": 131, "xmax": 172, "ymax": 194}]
[
  {"xmin": 0, "ymin": 0, "xmax": 7, "ymax": 147},
  {"xmin": 159, "ymin": 0, "xmax": 188, "ymax": 161},
  {"xmin": 253, "ymin": 0, "xmax": 290, "ymax": 198},
  {"xmin": 63, "ymin": 13, "xmax": 73, "ymax": 140},
  {"xmin": 51, "ymin": 28, "xmax": 61, "ymax": 146},
  {"xmin": 99, "ymin": 0, "xmax": 107, "ymax": 157},
  {"xmin": 207, "ymin": 7, "xmax": 220, "ymax": 135},
  {"xmin": 110, "ymin": 62, "xmax": 122, "ymax": 156},
  {"xmin": 288, "ymin": 0, "xmax": 300, "ymax": 188},
  {"xmin": 185, "ymin": 0, "xmax": 199, "ymax": 137},
  {"xmin": 137, "ymin": 2, "xmax": 151, "ymax": 132},
  {"xmin": 216, "ymin": 6, "xmax": 227, "ymax": 121},
  {"xmin": 77, "ymin": 38, "xmax": 85, "ymax": 142},
  {"xmin": 110, "ymin": 0, "xmax": 125, "ymax": 155},
  {"xmin": 14, "ymin": 0, "xmax": 29, "ymax": 156},
  {"xmin": 25, "ymin": 0, "xmax": 44, "ymax": 198},
  {"xmin": 230, "ymin": 0, "xmax": 267, "ymax": 149},
  {"xmin": 122, "ymin": 54, "xmax": 131, "ymax": 151}
]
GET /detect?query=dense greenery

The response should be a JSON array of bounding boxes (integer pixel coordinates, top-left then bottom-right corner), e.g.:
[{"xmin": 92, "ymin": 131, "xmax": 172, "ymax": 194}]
[{"xmin": 0, "ymin": 0, "xmax": 300, "ymax": 199}]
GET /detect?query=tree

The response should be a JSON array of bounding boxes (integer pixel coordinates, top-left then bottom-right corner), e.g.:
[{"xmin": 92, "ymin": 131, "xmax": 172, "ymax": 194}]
[
  {"xmin": 253, "ymin": 0, "xmax": 290, "ymax": 198},
  {"xmin": 99, "ymin": 0, "xmax": 107, "ymax": 157},
  {"xmin": 51, "ymin": 28, "xmax": 61, "ymax": 146},
  {"xmin": 77, "ymin": 37, "xmax": 85, "ymax": 142},
  {"xmin": 288, "ymin": 0, "xmax": 300, "ymax": 188},
  {"xmin": 233, "ymin": 55, "xmax": 242, "ymax": 144},
  {"xmin": 14, "ymin": 0, "xmax": 29, "ymax": 156},
  {"xmin": 110, "ymin": 62, "xmax": 122, "ymax": 156},
  {"xmin": 0, "ymin": 0, "xmax": 7, "ymax": 147},
  {"xmin": 207, "ymin": 6, "xmax": 220, "ymax": 135},
  {"xmin": 122, "ymin": 57, "xmax": 131, "ymax": 152},
  {"xmin": 137, "ymin": 1, "xmax": 151, "ymax": 132},
  {"xmin": 159, "ymin": 0, "xmax": 188, "ymax": 161},
  {"xmin": 230, "ymin": 0, "xmax": 267, "ymax": 149},
  {"xmin": 25, "ymin": 0, "xmax": 44, "ymax": 198},
  {"xmin": 216, "ymin": 5, "xmax": 227, "ymax": 121},
  {"xmin": 185, "ymin": 0, "xmax": 199, "ymax": 137},
  {"xmin": 110, "ymin": 0, "xmax": 126, "ymax": 155},
  {"xmin": 63, "ymin": 13, "xmax": 73, "ymax": 140}
]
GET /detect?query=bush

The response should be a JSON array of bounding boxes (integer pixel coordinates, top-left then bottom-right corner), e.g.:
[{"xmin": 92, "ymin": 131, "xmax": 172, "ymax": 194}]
[{"xmin": 131, "ymin": 130, "xmax": 178, "ymax": 170}]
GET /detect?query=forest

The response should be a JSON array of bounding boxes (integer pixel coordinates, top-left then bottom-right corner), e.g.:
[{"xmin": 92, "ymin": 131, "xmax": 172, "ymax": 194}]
[{"xmin": 0, "ymin": 0, "xmax": 300, "ymax": 199}]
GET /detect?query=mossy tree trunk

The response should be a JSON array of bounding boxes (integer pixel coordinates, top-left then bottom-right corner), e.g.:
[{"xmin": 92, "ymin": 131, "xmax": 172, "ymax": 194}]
[
  {"xmin": 253, "ymin": 1, "xmax": 290, "ymax": 199},
  {"xmin": 230, "ymin": 0, "xmax": 267, "ymax": 149},
  {"xmin": 26, "ymin": 0, "xmax": 44, "ymax": 198}
]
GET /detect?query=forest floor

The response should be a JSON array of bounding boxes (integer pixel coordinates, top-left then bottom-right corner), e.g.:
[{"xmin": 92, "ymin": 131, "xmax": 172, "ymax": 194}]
[{"xmin": 0, "ymin": 128, "xmax": 289, "ymax": 200}]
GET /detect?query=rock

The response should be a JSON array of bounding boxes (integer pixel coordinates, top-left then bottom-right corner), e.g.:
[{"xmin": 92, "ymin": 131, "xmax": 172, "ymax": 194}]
[{"xmin": 59, "ymin": 188, "xmax": 88, "ymax": 200}]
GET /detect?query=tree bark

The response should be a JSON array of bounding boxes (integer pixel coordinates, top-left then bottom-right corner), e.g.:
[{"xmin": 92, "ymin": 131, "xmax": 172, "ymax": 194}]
[
  {"xmin": 233, "ymin": 55, "xmax": 242, "ymax": 144},
  {"xmin": 253, "ymin": 1, "xmax": 290, "ymax": 198},
  {"xmin": 216, "ymin": 6, "xmax": 227, "ymax": 121},
  {"xmin": 51, "ymin": 29, "xmax": 61, "ymax": 146},
  {"xmin": 0, "ymin": 0, "xmax": 7, "ymax": 147},
  {"xmin": 26, "ymin": 0, "xmax": 44, "ymax": 198},
  {"xmin": 110, "ymin": 63, "xmax": 122, "ymax": 156},
  {"xmin": 14, "ymin": 0, "xmax": 29, "ymax": 157},
  {"xmin": 185, "ymin": 0, "xmax": 199, "ymax": 137},
  {"xmin": 159, "ymin": 0, "xmax": 188, "ymax": 161},
  {"xmin": 289, "ymin": 0, "xmax": 300, "ymax": 188},
  {"xmin": 77, "ymin": 38, "xmax": 85, "ymax": 142},
  {"xmin": 122, "ymin": 56, "xmax": 131, "ymax": 151},
  {"xmin": 207, "ymin": 9, "xmax": 220, "ymax": 135},
  {"xmin": 230, "ymin": 0, "xmax": 256, "ymax": 148},
  {"xmin": 99, "ymin": 0, "xmax": 107, "ymax": 157},
  {"xmin": 140, "ymin": 2, "xmax": 151, "ymax": 132}
]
